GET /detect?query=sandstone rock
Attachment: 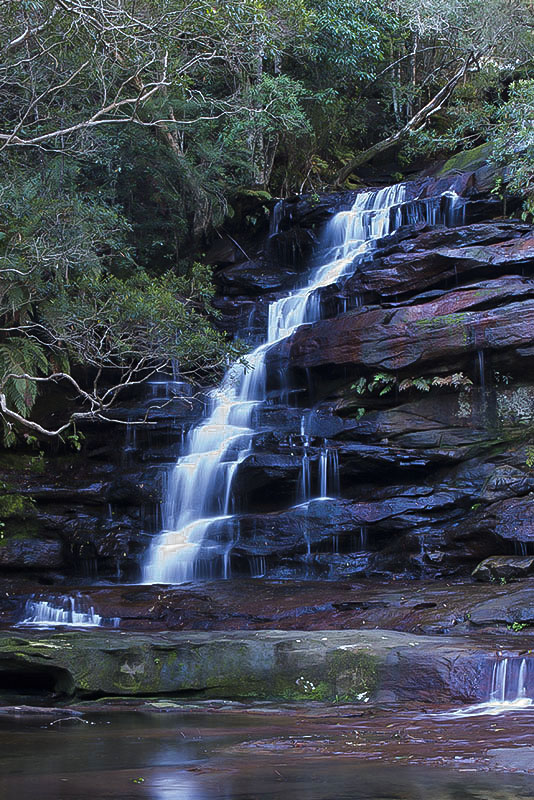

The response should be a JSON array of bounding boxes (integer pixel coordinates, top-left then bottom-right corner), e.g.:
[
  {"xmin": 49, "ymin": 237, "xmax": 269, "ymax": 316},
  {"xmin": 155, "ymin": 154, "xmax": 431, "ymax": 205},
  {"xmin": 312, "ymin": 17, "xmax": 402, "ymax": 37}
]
[
  {"xmin": 214, "ymin": 260, "xmax": 299, "ymax": 295},
  {"xmin": 279, "ymin": 290, "xmax": 534, "ymax": 373},
  {"xmin": 0, "ymin": 628, "xmax": 498, "ymax": 703},
  {"xmin": 485, "ymin": 496, "xmax": 534, "ymax": 543},
  {"xmin": 472, "ymin": 555, "xmax": 534, "ymax": 582},
  {"xmin": 469, "ymin": 586, "xmax": 534, "ymax": 626},
  {"xmin": 0, "ymin": 538, "xmax": 63, "ymax": 569}
]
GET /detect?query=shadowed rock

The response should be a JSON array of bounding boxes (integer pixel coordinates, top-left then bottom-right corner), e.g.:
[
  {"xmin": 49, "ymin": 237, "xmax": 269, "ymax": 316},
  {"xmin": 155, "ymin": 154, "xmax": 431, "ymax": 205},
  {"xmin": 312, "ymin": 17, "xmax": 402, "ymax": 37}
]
[{"xmin": 472, "ymin": 555, "xmax": 534, "ymax": 582}]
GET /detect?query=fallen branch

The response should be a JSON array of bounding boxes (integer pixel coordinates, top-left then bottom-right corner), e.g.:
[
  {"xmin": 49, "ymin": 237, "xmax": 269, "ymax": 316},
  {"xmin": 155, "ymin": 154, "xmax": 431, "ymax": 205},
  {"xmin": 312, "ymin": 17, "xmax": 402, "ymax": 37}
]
[{"xmin": 335, "ymin": 55, "xmax": 475, "ymax": 186}]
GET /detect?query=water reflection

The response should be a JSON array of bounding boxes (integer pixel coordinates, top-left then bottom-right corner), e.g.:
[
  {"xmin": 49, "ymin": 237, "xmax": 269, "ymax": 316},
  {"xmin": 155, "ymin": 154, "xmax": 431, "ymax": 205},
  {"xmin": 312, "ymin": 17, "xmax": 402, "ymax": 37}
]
[{"xmin": 0, "ymin": 711, "xmax": 533, "ymax": 800}]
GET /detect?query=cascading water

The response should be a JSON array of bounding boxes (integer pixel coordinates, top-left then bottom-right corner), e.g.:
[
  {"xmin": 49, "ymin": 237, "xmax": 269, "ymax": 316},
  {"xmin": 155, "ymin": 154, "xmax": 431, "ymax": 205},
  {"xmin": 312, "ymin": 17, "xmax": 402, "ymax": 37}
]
[
  {"xmin": 18, "ymin": 595, "xmax": 120, "ymax": 628},
  {"xmin": 439, "ymin": 656, "xmax": 534, "ymax": 717},
  {"xmin": 318, "ymin": 443, "xmax": 340, "ymax": 500},
  {"xmin": 144, "ymin": 184, "xmax": 463, "ymax": 584}
]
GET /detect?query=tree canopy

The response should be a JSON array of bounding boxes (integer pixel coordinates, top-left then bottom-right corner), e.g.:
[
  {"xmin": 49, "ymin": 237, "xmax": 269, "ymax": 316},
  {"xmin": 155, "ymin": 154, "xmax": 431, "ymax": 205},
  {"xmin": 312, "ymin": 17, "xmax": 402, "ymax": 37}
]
[{"xmin": 1, "ymin": 0, "xmax": 534, "ymax": 444}]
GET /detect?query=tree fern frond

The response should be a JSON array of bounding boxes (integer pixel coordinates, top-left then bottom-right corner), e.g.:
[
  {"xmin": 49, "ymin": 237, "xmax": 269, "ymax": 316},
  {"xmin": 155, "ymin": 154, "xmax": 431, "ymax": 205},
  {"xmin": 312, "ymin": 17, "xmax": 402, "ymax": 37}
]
[{"xmin": 0, "ymin": 338, "xmax": 49, "ymax": 418}]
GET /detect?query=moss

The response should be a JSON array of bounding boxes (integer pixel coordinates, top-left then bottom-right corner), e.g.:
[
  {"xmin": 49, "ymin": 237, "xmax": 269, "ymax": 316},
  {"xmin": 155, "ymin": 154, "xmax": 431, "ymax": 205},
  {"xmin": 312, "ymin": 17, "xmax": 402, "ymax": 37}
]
[
  {"xmin": 269, "ymin": 651, "xmax": 379, "ymax": 704},
  {"xmin": 234, "ymin": 188, "xmax": 272, "ymax": 202},
  {"xmin": 326, "ymin": 649, "xmax": 379, "ymax": 701},
  {"xmin": 0, "ymin": 452, "xmax": 45, "ymax": 474},
  {"xmin": 415, "ymin": 312, "xmax": 467, "ymax": 330},
  {"xmin": 0, "ymin": 526, "xmax": 40, "ymax": 545},
  {"xmin": 0, "ymin": 493, "xmax": 35, "ymax": 519},
  {"xmin": 437, "ymin": 143, "xmax": 493, "ymax": 176},
  {"xmin": 277, "ymin": 679, "xmax": 332, "ymax": 702}
]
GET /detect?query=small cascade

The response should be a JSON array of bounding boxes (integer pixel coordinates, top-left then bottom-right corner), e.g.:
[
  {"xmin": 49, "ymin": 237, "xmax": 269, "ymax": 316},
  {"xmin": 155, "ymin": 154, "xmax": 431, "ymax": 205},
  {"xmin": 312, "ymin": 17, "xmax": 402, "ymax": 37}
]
[
  {"xmin": 359, "ymin": 526, "xmax": 368, "ymax": 551},
  {"xmin": 395, "ymin": 190, "xmax": 464, "ymax": 228},
  {"xmin": 149, "ymin": 379, "xmax": 191, "ymax": 399},
  {"xmin": 514, "ymin": 540, "xmax": 534, "ymax": 556},
  {"xmin": 144, "ymin": 181, "xmax": 467, "ymax": 584},
  {"xmin": 298, "ymin": 418, "xmax": 312, "ymax": 502},
  {"xmin": 319, "ymin": 445, "xmax": 328, "ymax": 499},
  {"xmin": 269, "ymin": 199, "xmax": 285, "ymax": 237},
  {"xmin": 249, "ymin": 555, "xmax": 266, "ymax": 577},
  {"xmin": 477, "ymin": 349, "xmax": 486, "ymax": 393},
  {"xmin": 124, "ymin": 420, "xmax": 137, "ymax": 459},
  {"xmin": 18, "ymin": 595, "xmax": 120, "ymax": 628},
  {"xmin": 439, "ymin": 656, "xmax": 534, "ymax": 717},
  {"xmin": 318, "ymin": 441, "xmax": 340, "ymax": 499}
]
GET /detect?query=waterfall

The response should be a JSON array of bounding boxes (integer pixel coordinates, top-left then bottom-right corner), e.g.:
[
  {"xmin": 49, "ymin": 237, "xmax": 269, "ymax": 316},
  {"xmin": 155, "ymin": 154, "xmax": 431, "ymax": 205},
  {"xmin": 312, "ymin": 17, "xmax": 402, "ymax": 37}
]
[
  {"xmin": 489, "ymin": 657, "xmax": 531, "ymax": 705},
  {"xmin": 249, "ymin": 555, "xmax": 266, "ymax": 577},
  {"xmin": 319, "ymin": 445, "xmax": 328, "ymax": 499},
  {"xmin": 18, "ymin": 595, "xmax": 120, "ymax": 628},
  {"xmin": 318, "ymin": 441, "xmax": 340, "ymax": 499},
  {"xmin": 143, "ymin": 184, "xmax": 463, "ymax": 584},
  {"xmin": 269, "ymin": 199, "xmax": 285, "ymax": 237},
  {"xmin": 439, "ymin": 656, "xmax": 533, "ymax": 717}
]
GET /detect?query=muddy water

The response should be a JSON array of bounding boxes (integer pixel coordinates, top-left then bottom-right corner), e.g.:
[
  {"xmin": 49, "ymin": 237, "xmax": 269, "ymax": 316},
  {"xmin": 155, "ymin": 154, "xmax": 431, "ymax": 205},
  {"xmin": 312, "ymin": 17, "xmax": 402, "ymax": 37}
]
[{"xmin": 1, "ymin": 707, "xmax": 534, "ymax": 799}]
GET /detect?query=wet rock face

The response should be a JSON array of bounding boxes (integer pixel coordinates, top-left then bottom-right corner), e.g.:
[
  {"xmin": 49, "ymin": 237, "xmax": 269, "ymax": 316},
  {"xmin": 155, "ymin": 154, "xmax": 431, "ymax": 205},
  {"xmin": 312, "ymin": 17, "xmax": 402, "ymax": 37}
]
[
  {"xmin": 472, "ymin": 556, "xmax": 534, "ymax": 583},
  {"xmin": 205, "ymin": 164, "xmax": 534, "ymax": 582},
  {"xmin": 0, "ymin": 538, "xmax": 63, "ymax": 570},
  {"xmin": 3, "ymin": 155, "xmax": 534, "ymax": 586},
  {"xmin": 0, "ymin": 392, "xmax": 206, "ymax": 584}
]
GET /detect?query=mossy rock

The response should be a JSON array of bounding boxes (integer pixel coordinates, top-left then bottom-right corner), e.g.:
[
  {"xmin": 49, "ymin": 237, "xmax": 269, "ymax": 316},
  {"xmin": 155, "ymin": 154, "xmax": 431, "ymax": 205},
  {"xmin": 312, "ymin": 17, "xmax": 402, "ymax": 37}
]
[
  {"xmin": 233, "ymin": 188, "xmax": 273, "ymax": 203},
  {"xmin": 437, "ymin": 143, "xmax": 493, "ymax": 176},
  {"xmin": 0, "ymin": 630, "xmax": 489, "ymax": 704},
  {"xmin": 326, "ymin": 649, "xmax": 379, "ymax": 701},
  {"xmin": 0, "ymin": 493, "xmax": 36, "ymax": 519}
]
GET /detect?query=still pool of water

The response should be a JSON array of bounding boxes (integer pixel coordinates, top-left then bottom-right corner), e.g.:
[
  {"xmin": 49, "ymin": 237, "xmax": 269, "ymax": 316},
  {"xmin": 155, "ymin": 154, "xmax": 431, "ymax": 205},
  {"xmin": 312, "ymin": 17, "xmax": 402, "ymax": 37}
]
[{"xmin": 1, "ymin": 708, "xmax": 534, "ymax": 799}]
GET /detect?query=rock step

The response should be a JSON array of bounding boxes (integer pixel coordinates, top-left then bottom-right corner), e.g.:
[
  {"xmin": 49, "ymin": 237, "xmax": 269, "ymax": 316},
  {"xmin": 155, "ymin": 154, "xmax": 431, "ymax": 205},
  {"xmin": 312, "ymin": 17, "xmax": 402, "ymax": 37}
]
[{"xmin": 0, "ymin": 628, "xmax": 521, "ymax": 704}]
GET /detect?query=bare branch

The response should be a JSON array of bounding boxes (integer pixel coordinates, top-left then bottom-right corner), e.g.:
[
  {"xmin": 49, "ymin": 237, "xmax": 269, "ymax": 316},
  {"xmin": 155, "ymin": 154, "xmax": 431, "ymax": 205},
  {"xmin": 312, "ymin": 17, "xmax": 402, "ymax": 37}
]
[{"xmin": 336, "ymin": 55, "xmax": 476, "ymax": 185}]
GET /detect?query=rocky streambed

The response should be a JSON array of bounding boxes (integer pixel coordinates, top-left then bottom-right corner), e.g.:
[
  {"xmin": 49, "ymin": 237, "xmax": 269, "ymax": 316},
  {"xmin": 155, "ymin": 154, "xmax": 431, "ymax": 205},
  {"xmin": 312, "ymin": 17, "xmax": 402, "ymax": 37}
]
[
  {"xmin": 2, "ymin": 706, "xmax": 534, "ymax": 799},
  {"xmin": 2, "ymin": 151, "xmax": 534, "ymax": 790},
  {"xmin": 1, "ymin": 576, "xmax": 533, "ymax": 633}
]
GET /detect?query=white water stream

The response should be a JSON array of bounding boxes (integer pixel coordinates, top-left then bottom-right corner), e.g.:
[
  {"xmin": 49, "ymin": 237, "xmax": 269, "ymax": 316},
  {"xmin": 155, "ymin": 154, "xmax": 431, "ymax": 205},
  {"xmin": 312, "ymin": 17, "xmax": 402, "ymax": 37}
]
[
  {"xmin": 18, "ymin": 596, "xmax": 120, "ymax": 628},
  {"xmin": 438, "ymin": 656, "xmax": 533, "ymax": 717},
  {"xmin": 144, "ymin": 184, "xmax": 462, "ymax": 583}
]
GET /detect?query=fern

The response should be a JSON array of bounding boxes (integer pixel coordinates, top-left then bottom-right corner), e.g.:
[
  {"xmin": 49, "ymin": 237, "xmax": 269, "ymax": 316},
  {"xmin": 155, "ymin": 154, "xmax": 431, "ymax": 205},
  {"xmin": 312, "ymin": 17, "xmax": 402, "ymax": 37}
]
[
  {"xmin": 370, "ymin": 372, "xmax": 396, "ymax": 393},
  {"xmin": 412, "ymin": 378, "xmax": 431, "ymax": 392},
  {"xmin": 351, "ymin": 377, "xmax": 368, "ymax": 395},
  {"xmin": 432, "ymin": 372, "xmax": 473, "ymax": 389},
  {"xmin": 0, "ymin": 338, "xmax": 49, "ymax": 430}
]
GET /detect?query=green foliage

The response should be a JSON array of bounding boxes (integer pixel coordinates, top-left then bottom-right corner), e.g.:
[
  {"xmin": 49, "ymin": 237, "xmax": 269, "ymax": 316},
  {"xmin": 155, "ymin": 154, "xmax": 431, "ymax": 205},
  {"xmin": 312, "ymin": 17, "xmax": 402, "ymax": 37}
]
[
  {"xmin": 369, "ymin": 373, "xmax": 396, "ymax": 395},
  {"xmin": 509, "ymin": 621, "xmax": 528, "ymax": 632},
  {"xmin": 66, "ymin": 431, "xmax": 85, "ymax": 452},
  {"xmin": 302, "ymin": 0, "xmax": 395, "ymax": 81},
  {"xmin": 351, "ymin": 377, "xmax": 368, "ymax": 395},
  {"xmin": 0, "ymin": 493, "xmax": 35, "ymax": 518},
  {"xmin": 224, "ymin": 74, "xmax": 312, "ymax": 186},
  {"xmin": 352, "ymin": 372, "xmax": 473, "ymax": 401},
  {"xmin": 0, "ymin": 339, "xmax": 48, "ymax": 445},
  {"xmin": 0, "ymin": 153, "xmax": 241, "ymax": 442},
  {"xmin": 493, "ymin": 80, "xmax": 534, "ymax": 218}
]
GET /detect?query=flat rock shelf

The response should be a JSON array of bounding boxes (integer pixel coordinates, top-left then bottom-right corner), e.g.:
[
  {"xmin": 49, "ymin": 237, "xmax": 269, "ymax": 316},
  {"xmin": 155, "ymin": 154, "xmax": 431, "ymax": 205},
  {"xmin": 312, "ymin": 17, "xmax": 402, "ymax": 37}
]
[{"xmin": 0, "ymin": 627, "xmax": 531, "ymax": 705}]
